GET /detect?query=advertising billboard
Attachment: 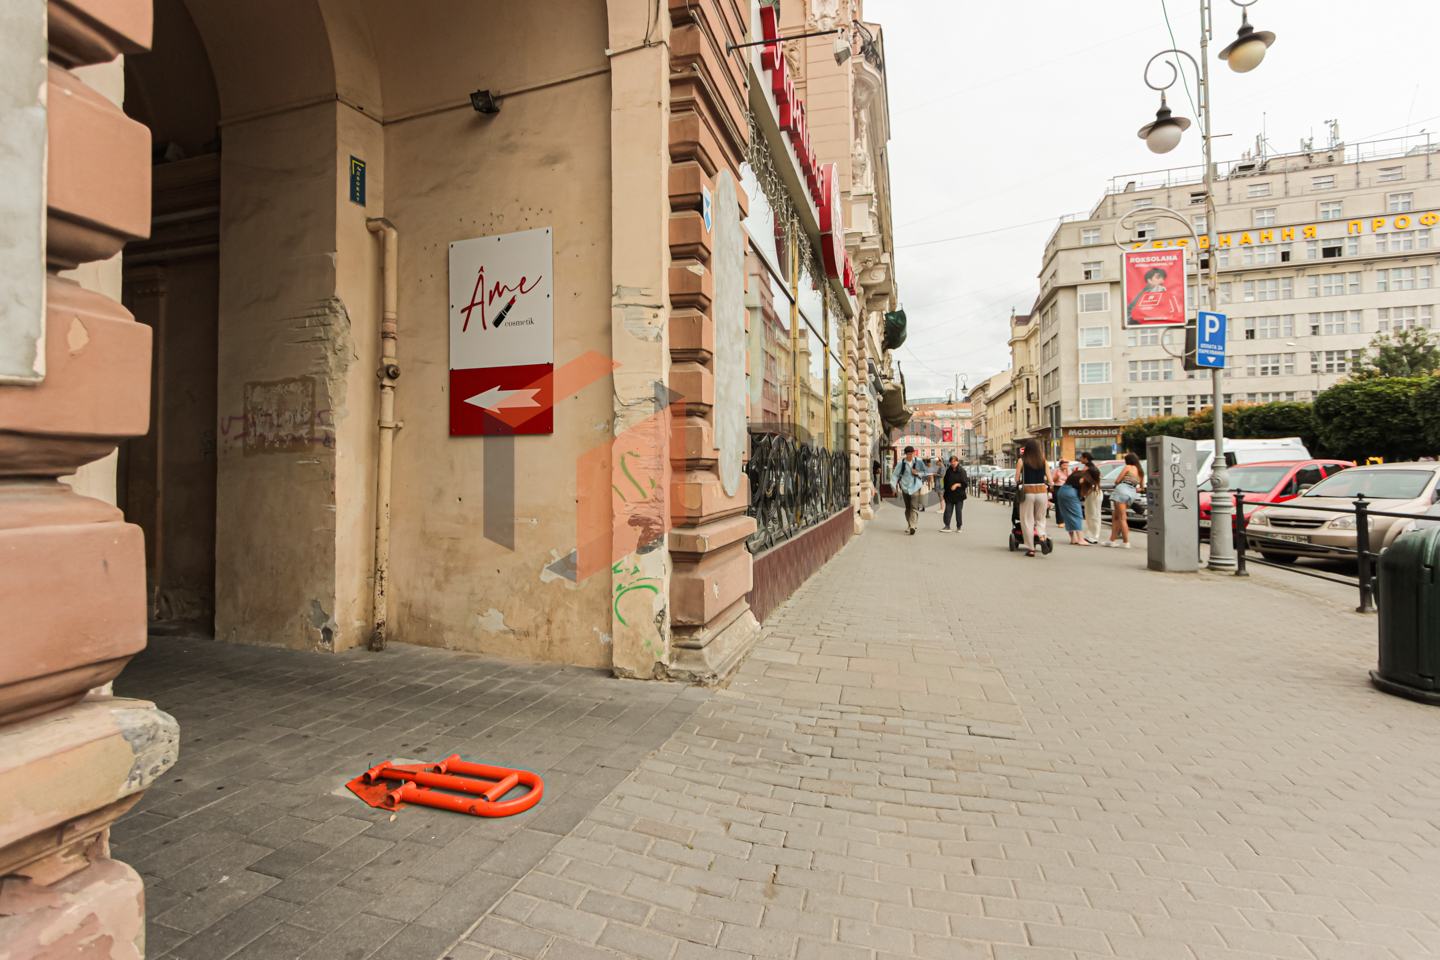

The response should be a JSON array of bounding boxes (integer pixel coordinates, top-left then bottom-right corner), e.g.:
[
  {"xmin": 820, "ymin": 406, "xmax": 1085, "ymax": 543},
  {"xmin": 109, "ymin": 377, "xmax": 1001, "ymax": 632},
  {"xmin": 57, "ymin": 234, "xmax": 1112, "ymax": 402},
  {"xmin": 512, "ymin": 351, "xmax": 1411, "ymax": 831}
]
[{"xmin": 1122, "ymin": 248, "xmax": 1187, "ymax": 328}]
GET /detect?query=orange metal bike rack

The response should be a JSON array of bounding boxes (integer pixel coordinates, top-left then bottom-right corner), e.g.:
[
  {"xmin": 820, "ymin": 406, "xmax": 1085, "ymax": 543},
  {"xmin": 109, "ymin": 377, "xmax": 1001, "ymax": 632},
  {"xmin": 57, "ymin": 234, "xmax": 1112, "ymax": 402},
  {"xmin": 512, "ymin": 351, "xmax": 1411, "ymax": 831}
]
[{"xmin": 345, "ymin": 754, "xmax": 543, "ymax": 818}]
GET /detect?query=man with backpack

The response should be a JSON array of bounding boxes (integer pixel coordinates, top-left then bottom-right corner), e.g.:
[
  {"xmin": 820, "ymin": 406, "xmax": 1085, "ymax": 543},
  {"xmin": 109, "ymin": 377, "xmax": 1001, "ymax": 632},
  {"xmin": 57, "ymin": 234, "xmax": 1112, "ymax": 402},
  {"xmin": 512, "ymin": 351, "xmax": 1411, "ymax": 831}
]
[{"xmin": 890, "ymin": 446, "xmax": 926, "ymax": 535}]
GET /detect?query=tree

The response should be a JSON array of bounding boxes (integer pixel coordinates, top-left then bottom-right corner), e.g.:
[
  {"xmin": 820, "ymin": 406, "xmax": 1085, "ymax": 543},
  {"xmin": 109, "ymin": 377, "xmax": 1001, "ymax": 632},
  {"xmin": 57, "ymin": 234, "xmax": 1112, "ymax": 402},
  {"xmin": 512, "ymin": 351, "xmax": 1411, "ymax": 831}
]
[
  {"xmin": 1312, "ymin": 377, "xmax": 1430, "ymax": 462},
  {"xmin": 1354, "ymin": 328, "xmax": 1440, "ymax": 379}
]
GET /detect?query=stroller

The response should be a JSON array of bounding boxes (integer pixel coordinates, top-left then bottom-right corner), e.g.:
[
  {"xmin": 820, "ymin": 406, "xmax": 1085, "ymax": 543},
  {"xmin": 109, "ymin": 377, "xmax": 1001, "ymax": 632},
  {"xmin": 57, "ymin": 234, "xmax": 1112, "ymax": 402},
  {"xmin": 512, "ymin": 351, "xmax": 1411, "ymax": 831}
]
[{"xmin": 1007, "ymin": 492, "xmax": 1054, "ymax": 554}]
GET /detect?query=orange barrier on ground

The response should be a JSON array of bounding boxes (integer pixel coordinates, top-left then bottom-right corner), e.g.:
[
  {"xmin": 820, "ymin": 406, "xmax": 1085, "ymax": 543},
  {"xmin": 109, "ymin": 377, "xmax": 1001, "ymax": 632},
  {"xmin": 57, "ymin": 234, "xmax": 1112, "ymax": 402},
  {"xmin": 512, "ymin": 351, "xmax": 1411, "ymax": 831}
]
[{"xmin": 345, "ymin": 754, "xmax": 543, "ymax": 817}]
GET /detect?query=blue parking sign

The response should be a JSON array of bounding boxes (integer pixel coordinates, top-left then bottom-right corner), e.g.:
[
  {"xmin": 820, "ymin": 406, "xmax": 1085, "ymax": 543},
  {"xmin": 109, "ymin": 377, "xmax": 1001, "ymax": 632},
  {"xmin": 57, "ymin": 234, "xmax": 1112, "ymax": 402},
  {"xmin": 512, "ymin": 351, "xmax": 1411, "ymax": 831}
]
[{"xmin": 1196, "ymin": 311, "xmax": 1226, "ymax": 369}]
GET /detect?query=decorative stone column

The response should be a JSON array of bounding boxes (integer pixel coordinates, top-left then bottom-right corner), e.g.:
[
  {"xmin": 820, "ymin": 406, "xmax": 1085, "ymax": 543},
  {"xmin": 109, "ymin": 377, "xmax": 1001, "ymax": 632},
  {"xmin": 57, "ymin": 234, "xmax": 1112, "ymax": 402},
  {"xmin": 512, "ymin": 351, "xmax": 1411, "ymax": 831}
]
[{"xmin": 0, "ymin": 1, "xmax": 179, "ymax": 955}]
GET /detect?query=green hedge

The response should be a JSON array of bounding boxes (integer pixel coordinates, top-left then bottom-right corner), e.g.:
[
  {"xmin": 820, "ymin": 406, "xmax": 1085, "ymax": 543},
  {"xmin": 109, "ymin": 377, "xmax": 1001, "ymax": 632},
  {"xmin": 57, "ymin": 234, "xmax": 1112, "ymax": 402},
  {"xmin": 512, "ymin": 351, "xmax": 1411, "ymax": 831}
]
[{"xmin": 1120, "ymin": 377, "xmax": 1440, "ymax": 461}]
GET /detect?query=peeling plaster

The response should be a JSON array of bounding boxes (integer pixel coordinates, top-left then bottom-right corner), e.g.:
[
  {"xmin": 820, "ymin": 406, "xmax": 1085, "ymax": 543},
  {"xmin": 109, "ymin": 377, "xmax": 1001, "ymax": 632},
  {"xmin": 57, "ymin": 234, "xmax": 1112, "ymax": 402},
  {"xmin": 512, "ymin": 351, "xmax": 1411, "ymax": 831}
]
[
  {"xmin": 113, "ymin": 704, "xmax": 179, "ymax": 796},
  {"xmin": 475, "ymin": 608, "xmax": 514, "ymax": 633},
  {"xmin": 613, "ymin": 284, "xmax": 665, "ymax": 342},
  {"xmin": 540, "ymin": 549, "xmax": 581, "ymax": 588},
  {"xmin": 308, "ymin": 600, "xmax": 338, "ymax": 651},
  {"xmin": 593, "ymin": 627, "xmax": 612, "ymax": 645}
]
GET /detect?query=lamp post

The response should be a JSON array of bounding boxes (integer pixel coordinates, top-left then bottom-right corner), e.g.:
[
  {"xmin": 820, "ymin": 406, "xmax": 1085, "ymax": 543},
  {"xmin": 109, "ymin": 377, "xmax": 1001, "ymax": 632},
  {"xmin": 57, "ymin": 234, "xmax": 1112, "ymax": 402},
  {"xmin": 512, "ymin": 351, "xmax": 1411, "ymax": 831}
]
[{"xmin": 1131, "ymin": 0, "xmax": 1276, "ymax": 571}]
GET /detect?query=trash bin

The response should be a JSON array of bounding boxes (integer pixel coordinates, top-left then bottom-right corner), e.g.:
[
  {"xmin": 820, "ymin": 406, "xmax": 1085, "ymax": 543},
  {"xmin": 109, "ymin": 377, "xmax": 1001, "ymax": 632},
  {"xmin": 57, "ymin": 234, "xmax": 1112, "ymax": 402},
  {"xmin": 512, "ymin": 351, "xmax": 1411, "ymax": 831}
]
[{"xmin": 1371, "ymin": 526, "xmax": 1440, "ymax": 705}]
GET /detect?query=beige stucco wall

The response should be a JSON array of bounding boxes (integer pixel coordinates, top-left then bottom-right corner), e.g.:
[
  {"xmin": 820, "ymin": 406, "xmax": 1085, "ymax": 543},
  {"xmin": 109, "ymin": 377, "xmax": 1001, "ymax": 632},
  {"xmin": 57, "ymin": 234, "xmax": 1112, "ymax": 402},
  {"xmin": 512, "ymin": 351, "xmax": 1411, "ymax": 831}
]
[{"xmin": 376, "ymin": 2, "xmax": 618, "ymax": 666}]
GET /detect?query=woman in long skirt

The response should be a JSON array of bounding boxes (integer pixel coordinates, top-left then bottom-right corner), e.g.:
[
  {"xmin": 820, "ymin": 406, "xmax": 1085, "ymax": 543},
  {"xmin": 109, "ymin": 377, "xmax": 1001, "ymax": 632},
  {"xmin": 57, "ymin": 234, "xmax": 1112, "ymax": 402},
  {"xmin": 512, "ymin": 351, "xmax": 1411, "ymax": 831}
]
[{"xmin": 1056, "ymin": 468, "xmax": 1086, "ymax": 545}]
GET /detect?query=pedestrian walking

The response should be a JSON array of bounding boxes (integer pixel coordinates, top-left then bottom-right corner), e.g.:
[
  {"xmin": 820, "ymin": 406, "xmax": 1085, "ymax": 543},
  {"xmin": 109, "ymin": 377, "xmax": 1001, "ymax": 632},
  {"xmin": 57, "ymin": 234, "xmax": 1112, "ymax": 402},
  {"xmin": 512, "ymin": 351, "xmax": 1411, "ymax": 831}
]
[
  {"xmin": 1106, "ymin": 452, "xmax": 1145, "ymax": 548},
  {"xmin": 890, "ymin": 446, "xmax": 925, "ymax": 535},
  {"xmin": 1013, "ymin": 438, "xmax": 1051, "ymax": 557},
  {"xmin": 1078, "ymin": 452, "xmax": 1103, "ymax": 544},
  {"xmin": 940, "ymin": 455, "xmax": 967, "ymax": 532},
  {"xmin": 1056, "ymin": 467, "xmax": 1086, "ymax": 544}
]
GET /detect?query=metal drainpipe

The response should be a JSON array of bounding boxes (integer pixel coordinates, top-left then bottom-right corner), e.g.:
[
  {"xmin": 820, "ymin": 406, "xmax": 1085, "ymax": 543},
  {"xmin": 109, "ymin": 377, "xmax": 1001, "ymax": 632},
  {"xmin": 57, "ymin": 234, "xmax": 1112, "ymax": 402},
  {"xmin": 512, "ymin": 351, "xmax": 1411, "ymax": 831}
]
[{"xmin": 366, "ymin": 218, "xmax": 400, "ymax": 651}]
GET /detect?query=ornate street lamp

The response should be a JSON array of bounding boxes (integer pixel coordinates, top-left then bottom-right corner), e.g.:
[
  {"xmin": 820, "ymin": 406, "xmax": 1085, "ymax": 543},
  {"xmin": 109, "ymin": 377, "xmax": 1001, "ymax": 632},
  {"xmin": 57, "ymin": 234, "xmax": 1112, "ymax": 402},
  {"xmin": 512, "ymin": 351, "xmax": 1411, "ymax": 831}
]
[{"xmin": 1126, "ymin": 0, "xmax": 1277, "ymax": 572}]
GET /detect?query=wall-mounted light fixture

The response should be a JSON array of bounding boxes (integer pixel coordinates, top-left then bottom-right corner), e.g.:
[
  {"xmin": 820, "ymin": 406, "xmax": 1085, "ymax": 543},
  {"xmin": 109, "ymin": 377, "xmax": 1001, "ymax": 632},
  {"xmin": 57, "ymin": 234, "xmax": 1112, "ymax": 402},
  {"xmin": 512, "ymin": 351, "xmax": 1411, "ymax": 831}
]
[{"xmin": 470, "ymin": 90, "xmax": 500, "ymax": 115}]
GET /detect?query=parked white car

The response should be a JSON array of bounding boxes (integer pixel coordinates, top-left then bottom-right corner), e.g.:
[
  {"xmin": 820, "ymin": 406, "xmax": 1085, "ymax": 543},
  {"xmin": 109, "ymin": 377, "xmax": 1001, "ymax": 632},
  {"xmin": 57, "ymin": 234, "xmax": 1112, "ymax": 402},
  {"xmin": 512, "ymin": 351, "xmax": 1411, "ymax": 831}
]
[{"xmin": 1195, "ymin": 437, "xmax": 1310, "ymax": 486}]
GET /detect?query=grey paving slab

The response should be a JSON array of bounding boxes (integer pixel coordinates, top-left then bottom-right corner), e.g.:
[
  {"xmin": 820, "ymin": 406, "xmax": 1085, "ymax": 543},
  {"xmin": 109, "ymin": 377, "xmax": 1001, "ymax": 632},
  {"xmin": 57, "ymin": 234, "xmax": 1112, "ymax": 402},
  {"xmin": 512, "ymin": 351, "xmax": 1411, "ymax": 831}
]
[
  {"xmin": 116, "ymin": 636, "xmax": 707, "ymax": 959},
  {"xmin": 442, "ymin": 501, "xmax": 1440, "ymax": 960}
]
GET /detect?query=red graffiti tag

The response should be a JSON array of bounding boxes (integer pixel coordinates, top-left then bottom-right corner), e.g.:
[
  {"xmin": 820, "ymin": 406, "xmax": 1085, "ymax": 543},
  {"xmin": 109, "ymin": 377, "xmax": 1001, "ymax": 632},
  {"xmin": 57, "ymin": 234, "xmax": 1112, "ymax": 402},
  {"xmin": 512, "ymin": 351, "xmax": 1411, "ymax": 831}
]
[{"xmin": 459, "ymin": 267, "xmax": 544, "ymax": 332}]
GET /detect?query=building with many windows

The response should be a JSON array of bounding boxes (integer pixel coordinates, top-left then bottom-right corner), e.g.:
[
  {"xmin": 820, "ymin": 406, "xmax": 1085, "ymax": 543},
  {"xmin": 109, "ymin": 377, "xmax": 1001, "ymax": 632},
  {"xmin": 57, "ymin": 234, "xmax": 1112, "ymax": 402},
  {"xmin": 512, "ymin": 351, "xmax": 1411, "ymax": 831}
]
[{"xmin": 1032, "ymin": 133, "xmax": 1439, "ymax": 460}]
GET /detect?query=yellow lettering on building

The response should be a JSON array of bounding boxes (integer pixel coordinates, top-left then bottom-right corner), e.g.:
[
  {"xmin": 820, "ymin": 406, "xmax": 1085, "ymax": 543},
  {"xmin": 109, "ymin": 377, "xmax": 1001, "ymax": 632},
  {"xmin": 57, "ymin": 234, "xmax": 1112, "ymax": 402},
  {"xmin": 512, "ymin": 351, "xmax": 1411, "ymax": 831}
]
[
  {"xmin": 1421, "ymin": 212, "xmax": 1439, "ymax": 226},
  {"xmin": 1394, "ymin": 215, "xmax": 1411, "ymax": 230},
  {"xmin": 1372, "ymin": 218, "xmax": 1386, "ymax": 232},
  {"xmin": 1258, "ymin": 230, "xmax": 1273, "ymax": 243},
  {"xmin": 1216, "ymin": 234, "xmax": 1231, "ymax": 247},
  {"xmin": 1302, "ymin": 225, "xmax": 1316, "ymax": 238},
  {"xmin": 1347, "ymin": 220, "xmax": 1362, "ymax": 235},
  {"xmin": 1176, "ymin": 238, "xmax": 1190, "ymax": 248},
  {"xmin": 1132, "ymin": 242, "xmax": 1145, "ymax": 250},
  {"xmin": 1281, "ymin": 227, "xmax": 1295, "ymax": 241},
  {"xmin": 1198, "ymin": 236, "xmax": 1209, "ymax": 249},
  {"xmin": 1153, "ymin": 241, "xmax": 1165, "ymax": 249},
  {"xmin": 1239, "ymin": 233, "xmax": 1253, "ymax": 245}
]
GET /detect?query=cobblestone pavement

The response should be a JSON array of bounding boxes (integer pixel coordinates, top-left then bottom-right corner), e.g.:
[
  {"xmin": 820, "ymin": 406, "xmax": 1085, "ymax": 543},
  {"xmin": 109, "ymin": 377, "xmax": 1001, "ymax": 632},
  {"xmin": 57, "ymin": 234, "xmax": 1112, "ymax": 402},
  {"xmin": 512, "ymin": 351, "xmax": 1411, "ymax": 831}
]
[
  {"xmin": 117, "ymin": 496, "xmax": 1440, "ymax": 960},
  {"xmin": 113, "ymin": 638, "xmax": 706, "ymax": 960},
  {"xmin": 457, "ymin": 499, "xmax": 1440, "ymax": 960}
]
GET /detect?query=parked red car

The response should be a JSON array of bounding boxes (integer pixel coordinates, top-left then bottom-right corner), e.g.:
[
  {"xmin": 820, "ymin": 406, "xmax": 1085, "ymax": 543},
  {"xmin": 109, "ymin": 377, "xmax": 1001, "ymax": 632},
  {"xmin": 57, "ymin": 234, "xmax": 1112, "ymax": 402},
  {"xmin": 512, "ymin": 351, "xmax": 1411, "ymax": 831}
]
[{"xmin": 1198, "ymin": 459, "xmax": 1353, "ymax": 540}]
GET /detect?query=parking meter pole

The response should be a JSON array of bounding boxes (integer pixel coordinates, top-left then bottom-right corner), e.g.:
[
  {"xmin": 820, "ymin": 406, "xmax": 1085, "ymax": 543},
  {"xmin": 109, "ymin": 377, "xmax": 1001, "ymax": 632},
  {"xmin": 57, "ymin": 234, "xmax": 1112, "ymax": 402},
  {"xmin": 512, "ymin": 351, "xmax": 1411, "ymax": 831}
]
[
  {"xmin": 1355, "ymin": 494, "xmax": 1375, "ymax": 613},
  {"xmin": 1208, "ymin": 369, "xmax": 1236, "ymax": 569},
  {"xmin": 1232, "ymin": 491, "xmax": 1248, "ymax": 577}
]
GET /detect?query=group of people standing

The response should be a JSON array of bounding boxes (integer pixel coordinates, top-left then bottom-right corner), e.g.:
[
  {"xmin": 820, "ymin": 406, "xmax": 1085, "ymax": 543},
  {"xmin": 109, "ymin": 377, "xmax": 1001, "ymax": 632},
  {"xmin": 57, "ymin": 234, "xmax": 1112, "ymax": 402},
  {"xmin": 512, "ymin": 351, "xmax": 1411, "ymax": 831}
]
[
  {"xmin": 1014, "ymin": 438, "xmax": 1144, "ymax": 556},
  {"xmin": 889, "ymin": 439, "xmax": 1148, "ymax": 556}
]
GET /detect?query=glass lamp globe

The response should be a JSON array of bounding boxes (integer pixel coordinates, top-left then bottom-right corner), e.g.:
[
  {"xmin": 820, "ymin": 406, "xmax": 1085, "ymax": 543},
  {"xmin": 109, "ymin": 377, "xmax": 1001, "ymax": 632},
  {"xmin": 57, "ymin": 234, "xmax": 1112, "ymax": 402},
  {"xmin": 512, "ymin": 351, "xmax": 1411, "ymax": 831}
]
[
  {"xmin": 1146, "ymin": 122, "xmax": 1184, "ymax": 154},
  {"xmin": 1226, "ymin": 37, "xmax": 1267, "ymax": 72}
]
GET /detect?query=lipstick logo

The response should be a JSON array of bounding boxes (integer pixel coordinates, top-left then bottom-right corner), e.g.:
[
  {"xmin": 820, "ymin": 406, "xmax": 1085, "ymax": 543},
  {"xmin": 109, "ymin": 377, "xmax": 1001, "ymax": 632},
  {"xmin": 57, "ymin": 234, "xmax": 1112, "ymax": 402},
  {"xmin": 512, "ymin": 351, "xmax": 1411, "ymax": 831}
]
[{"xmin": 459, "ymin": 267, "xmax": 544, "ymax": 332}]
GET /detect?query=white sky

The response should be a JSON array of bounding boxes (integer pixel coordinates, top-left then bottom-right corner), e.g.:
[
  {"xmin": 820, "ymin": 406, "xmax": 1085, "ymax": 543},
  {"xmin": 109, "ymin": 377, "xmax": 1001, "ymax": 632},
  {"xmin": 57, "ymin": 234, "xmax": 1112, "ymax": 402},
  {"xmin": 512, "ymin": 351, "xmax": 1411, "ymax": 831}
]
[{"xmin": 867, "ymin": 0, "xmax": 1439, "ymax": 401}]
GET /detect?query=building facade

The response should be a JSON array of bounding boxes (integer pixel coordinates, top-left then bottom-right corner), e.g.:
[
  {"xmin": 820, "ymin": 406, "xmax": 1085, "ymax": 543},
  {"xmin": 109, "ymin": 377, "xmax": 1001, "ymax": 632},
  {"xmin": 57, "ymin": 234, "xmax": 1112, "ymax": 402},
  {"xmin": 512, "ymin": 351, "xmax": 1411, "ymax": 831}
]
[
  {"xmin": 1, "ymin": 0, "xmax": 901, "ymax": 951},
  {"xmin": 1034, "ymin": 134, "xmax": 1439, "ymax": 460},
  {"xmin": 893, "ymin": 398, "xmax": 970, "ymax": 463}
]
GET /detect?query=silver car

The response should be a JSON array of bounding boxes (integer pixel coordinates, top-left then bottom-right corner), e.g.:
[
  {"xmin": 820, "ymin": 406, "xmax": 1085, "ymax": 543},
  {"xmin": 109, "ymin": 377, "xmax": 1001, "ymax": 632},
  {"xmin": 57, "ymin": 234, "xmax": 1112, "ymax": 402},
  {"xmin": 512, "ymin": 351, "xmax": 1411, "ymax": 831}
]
[{"xmin": 1246, "ymin": 463, "xmax": 1440, "ymax": 563}]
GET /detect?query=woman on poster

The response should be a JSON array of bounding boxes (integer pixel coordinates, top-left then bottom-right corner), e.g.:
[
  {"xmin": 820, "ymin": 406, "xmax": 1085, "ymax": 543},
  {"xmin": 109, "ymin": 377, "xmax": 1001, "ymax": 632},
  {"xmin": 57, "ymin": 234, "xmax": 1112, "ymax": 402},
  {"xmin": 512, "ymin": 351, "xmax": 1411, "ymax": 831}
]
[{"xmin": 1125, "ymin": 266, "xmax": 1185, "ymax": 326}]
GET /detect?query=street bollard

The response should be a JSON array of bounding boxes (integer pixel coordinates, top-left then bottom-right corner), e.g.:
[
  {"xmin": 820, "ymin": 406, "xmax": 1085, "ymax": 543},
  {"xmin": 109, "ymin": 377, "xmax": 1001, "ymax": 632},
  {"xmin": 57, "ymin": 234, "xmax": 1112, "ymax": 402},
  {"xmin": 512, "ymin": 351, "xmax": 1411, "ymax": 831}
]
[
  {"xmin": 1355, "ymin": 494, "xmax": 1375, "ymax": 613},
  {"xmin": 1233, "ymin": 491, "xmax": 1248, "ymax": 577}
]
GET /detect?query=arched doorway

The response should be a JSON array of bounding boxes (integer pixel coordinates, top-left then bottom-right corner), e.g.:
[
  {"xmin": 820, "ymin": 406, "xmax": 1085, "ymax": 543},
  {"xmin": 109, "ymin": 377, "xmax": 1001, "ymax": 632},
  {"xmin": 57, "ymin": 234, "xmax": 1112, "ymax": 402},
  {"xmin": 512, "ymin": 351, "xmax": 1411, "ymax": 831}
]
[{"xmin": 120, "ymin": 0, "xmax": 222, "ymax": 627}]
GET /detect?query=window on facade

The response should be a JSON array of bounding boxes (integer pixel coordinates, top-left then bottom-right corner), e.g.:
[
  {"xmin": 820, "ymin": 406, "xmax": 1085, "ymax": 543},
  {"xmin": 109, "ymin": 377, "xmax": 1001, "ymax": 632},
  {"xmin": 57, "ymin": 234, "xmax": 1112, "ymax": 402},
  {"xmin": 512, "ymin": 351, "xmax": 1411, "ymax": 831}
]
[
  {"xmin": 1129, "ymin": 396, "xmax": 1174, "ymax": 418},
  {"xmin": 1378, "ymin": 306, "xmax": 1434, "ymax": 331},
  {"xmin": 1081, "ymin": 228, "xmax": 1101, "ymax": 246},
  {"xmin": 1246, "ymin": 354, "xmax": 1294, "ymax": 377},
  {"xmin": 1378, "ymin": 267, "xmax": 1433, "ymax": 292},
  {"xmin": 1248, "ymin": 183, "xmax": 1272, "ymax": 198},
  {"xmin": 1245, "ymin": 315, "xmax": 1293, "ymax": 340},
  {"xmin": 1312, "ymin": 175, "xmax": 1335, "ymax": 191},
  {"xmin": 1218, "ymin": 282, "xmax": 1232, "ymax": 304},
  {"xmin": 1376, "ymin": 229, "xmax": 1430, "ymax": 253},
  {"xmin": 1389, "ymin": 193, "xmax": 1413, "ymax": 213},
  {"xmin": 1311, "ymin": 349, "xmax": 1362, "ymax": 374},
  {"xmin": 1127, "ymin": 327, "xmax": 1171, "ymax": 347},
  {"xmin": 1133, "ymin": 198, "xmax": 1153, "ymax": 210},
  {"xmin": 1082, "ymin": 261, "xmax": 1102, "ymax": 280},
  {"xmin": 1310, "ymin": 311, "xmax": 1362, "ymax": 335},
  {"xmin": 1319, "ymin": 200, "xmax": 1343, "ymax": 220},
  {"xmin": 1185, "ymin": 394, "xmax": 1214, "ymax": 413},
  {"xmin": 1242, "ymin": 244, "xmax": 1279, "ymax": 266},
  {"xmin": 1243, "ymin": 279, "xmax": 1289, "ymax": 302},
  {"xmin": 1193, "ymin": 216, "xmax": 1208, "ymax": 236},
  {"xmin": 1078, "ymin": 325, "xmax": 1110, "ymax": 348},
  {"xmin": 1190, "ymin": 192, "xmax": 1207, "ymax": 206},
  {"xmin": 1078, "ymin": 290, "xmax": 1109, "ymax": 312},
  {"xmin": 1135, "ymin": 221, "xmax": 1158, "ymax": 240},
  {"xmin": 1310, "ymin": 272, "xmax": 1361, "ymax": 297},
  {"xmin": 1080, "ymin": 397, "xmax": 1111, "ymax": 420},
  {"xmin": 1379, "ymin": 166, "xmax": 1404, "ymax": 182},
  {"xmin": 1079, "ymin": 362, "xmax": 1111, "ymax": 384},
  {"xmin": 1253, "ymin": 208, "xmax": 1276, "ymax": 228}
]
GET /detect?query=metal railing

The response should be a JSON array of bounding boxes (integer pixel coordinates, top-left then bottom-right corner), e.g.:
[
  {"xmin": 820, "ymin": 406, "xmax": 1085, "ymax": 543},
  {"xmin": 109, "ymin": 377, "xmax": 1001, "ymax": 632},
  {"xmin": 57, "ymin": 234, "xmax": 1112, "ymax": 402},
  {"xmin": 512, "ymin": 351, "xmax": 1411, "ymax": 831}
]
[
  {"xmin": 745, "ymin": 433, "xmax": 849, "ymax": 554},
  {"xmin": 1229, "ymin": 492, "xmax": 1436, "ymax": 613}
]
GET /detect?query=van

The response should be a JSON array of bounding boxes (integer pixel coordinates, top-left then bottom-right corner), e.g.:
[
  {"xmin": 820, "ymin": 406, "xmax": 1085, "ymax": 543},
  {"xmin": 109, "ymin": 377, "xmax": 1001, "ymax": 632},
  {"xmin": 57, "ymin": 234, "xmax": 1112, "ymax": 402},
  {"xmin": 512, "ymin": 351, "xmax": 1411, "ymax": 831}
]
[{"xmin": 1194, "ymin": 437, "xmax": 1310, "ymax": 485}]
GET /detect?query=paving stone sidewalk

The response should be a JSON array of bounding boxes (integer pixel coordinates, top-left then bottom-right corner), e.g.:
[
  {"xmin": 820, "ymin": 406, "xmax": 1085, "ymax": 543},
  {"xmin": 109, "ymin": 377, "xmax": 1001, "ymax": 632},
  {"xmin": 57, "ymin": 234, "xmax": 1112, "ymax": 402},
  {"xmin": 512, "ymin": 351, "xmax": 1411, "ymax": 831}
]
[
  {"xmin": 457, "ymin": 500, "xmax": 1440, "ymax": 960},
  {"xmin": 112, "ymin": 638, "xmax": 706, "ymax": 960}
]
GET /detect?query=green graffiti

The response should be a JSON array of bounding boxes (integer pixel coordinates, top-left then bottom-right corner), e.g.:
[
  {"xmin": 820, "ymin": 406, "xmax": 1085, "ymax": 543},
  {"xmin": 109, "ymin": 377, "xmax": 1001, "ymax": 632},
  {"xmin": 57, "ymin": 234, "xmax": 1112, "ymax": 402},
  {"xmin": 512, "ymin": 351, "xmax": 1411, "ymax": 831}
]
[{"xmin": 620, "ymin": 450, "xmax": 648, "ymax": 500}]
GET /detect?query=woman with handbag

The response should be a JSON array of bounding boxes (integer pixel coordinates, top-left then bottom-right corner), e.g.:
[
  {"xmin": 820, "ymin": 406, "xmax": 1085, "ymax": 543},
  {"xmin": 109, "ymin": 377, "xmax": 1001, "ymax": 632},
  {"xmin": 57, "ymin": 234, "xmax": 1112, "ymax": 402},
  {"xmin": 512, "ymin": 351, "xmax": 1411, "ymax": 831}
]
[
  {"xmin": 1106, "ymin": 452, "xmax": 1145, "ymax": 549},
  {"xmin": 1078, "ymin": 452, "xmax": 1104, "ymax": 544}
]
